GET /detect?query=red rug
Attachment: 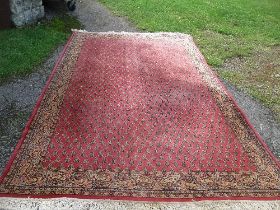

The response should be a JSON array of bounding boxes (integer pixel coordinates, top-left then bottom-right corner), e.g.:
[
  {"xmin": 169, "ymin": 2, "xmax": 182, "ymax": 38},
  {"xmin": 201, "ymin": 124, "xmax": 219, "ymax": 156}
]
[{"xmin": 0, "ymin": 32, "xmax": 279, "ymax": 201}]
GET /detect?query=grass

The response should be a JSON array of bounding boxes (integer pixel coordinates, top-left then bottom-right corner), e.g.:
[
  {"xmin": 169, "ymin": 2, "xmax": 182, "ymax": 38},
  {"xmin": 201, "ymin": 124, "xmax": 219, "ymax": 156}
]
[
  {"xmin": 0, "ymin": 13, "xmax": 81, "ymax": 82},
  {"xmin": 217, "ymin": 46, "xmax": 280, "ymax": 121},
  {"xmin": 99, "ymin": 0, "xmax": 279, "ymax": 66},
  {"xmin": 99, "ymin": 0, "xmax": 280, "ymax": 121}
]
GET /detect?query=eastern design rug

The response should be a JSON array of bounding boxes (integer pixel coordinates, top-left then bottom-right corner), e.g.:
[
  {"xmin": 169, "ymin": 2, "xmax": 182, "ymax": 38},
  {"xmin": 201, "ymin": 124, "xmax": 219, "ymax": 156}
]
[{"xmin": 0, "ymin": 32, "xmax": 279, "ymax": 200}]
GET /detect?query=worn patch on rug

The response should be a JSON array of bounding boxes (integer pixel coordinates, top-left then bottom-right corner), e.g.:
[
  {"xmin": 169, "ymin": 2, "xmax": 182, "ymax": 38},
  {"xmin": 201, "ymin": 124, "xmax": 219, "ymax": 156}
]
[{"xmin": 0, "ymin": 32, "xmax": 279, "ymax": 200}]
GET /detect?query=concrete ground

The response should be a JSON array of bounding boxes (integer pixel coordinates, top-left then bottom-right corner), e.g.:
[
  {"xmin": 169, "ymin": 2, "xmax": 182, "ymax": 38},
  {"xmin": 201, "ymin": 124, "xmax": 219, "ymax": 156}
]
[
  {"xmin": 0, "ymin": 0, "xmax": 279, "ymax": 209},
  {"xmin": 0, "ymin": 197, "xmax": 279, "ymax": 210}
]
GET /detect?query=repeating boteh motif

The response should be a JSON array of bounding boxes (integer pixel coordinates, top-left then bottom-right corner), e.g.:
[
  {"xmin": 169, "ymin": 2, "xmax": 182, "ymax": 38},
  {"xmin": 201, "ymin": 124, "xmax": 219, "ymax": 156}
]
[{"xmin": 0, "ymin": 32, "xmax": 279, "ymax": 199}]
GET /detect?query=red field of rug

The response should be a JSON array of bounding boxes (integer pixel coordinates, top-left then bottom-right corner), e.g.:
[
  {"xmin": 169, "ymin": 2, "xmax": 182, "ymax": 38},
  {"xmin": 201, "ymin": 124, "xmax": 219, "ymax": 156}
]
[{"xmin": 0, "ymin": 32, "xmax": 279, "ymax": 200}]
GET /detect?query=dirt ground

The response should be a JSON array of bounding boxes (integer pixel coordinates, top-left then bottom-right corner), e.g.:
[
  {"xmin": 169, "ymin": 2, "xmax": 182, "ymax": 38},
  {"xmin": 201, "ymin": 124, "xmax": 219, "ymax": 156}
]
[{"xmin": 0, "ymin": 1, "xmax": 279, "ymax": 208}]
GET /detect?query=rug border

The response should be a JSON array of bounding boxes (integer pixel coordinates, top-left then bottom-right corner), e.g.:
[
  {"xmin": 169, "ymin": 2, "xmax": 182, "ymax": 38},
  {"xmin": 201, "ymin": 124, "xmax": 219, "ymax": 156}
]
[
  {"xmin": 0, "ymin": 193, "xmax": 280, "ymax": 202},
  {"xmin": 188, "ymin": 37, "xmax": 280, "ymax": 169},
  {"xmin": 0, "ymin": 31, "xmax": 279, "ymax": 201},
  {"xmin": 0, "ymin": 32, "xmax": 77, "ymax": 183}
]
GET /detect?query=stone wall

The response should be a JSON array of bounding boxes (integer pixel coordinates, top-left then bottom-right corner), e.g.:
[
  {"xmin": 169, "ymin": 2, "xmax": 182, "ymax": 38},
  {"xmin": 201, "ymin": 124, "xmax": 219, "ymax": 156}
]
[{"xmin": 10, "ymin": 0, "xmax": 45, "ymax": 26}]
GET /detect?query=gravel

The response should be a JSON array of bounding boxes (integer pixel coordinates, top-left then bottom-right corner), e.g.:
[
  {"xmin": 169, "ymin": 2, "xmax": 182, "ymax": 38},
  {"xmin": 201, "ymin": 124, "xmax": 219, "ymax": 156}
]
[
  {"xmin": 72, "ymin": 0, "xmax": 137, "ymax": 32},
  {"xmin": 0, "ymin": 0, "xmax": 279, "ymax": 177},
  {"xmin": 222, "ymin": 80, "xmax": 280, "ymax": 158}
]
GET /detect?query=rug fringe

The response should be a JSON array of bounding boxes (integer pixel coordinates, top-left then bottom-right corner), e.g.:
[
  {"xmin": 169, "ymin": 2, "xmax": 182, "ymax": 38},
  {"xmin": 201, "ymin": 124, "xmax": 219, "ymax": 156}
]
[
  {"xmin": 0, "ymin": 197, "xmax": 279, "ymax": 210},
  {"xmin": 70, "ymin": 29, "xmax": 193, "ymax": 39}
]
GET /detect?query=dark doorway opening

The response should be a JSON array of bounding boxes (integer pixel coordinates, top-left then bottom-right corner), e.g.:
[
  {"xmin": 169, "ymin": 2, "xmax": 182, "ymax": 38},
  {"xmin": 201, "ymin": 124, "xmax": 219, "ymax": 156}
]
[{"xmin": 0, "ymin": 0, "xmax": 12, "ymax": 29}]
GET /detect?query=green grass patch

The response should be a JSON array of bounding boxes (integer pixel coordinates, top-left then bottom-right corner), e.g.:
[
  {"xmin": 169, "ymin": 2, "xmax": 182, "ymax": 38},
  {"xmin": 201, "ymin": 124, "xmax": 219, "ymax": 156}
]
[
  {"xmin": 0, "ymin": 14, "xmax": 81, "ymax": 82},
  {"xmin": 217, "ymin": 46, "xmax": 280, "ymax": 121},
  {"xmin": 99, "ymin": 0, "xmax": 280, "ymax": 66}
]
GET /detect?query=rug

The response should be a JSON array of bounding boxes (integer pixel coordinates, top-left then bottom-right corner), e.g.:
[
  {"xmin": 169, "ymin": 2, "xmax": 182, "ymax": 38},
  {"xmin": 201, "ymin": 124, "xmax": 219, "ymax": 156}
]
[{"xmin": 0, "ymin": 31, "xmax": 279, "ymax": 201}]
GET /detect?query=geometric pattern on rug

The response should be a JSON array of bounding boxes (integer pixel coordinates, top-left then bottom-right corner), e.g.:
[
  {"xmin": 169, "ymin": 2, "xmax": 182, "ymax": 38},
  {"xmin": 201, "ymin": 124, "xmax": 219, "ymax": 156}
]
[{"xmin": 0, "ymin": 32, "xmax": 279, "ymax": 200}]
